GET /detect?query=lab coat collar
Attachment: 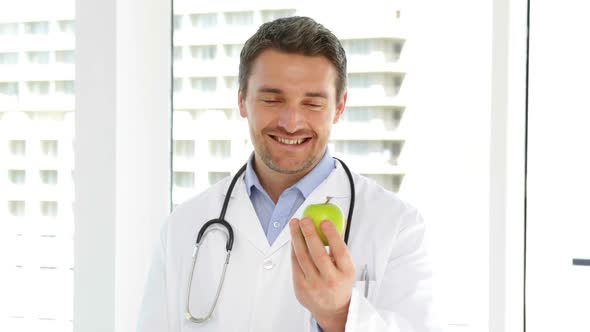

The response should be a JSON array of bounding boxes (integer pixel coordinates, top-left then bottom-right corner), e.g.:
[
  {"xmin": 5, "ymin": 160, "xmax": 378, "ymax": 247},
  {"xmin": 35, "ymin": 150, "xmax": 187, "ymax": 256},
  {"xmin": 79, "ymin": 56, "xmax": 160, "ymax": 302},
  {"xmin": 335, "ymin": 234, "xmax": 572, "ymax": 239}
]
[{"xmin": 221, "ymin": 161, "xmax": 353, "ymax": 257}]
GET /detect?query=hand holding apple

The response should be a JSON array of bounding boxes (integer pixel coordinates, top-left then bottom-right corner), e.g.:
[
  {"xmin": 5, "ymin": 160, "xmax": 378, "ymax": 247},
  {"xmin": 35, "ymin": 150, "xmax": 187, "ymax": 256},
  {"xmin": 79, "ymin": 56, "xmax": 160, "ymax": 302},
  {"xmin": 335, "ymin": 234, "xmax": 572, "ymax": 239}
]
[{"xmin": 302, "ymin": 197, "xmax": 345, "ymax": 245}]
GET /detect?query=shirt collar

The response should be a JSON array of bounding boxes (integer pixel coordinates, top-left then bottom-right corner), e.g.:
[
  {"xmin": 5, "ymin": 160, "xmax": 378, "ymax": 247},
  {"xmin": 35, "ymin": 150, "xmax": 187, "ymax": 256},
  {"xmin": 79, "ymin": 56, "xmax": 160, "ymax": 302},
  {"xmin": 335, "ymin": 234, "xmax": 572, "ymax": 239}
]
[{"xmin": 244, "ymin": 148, "xmax": 335, "ymax": 199}]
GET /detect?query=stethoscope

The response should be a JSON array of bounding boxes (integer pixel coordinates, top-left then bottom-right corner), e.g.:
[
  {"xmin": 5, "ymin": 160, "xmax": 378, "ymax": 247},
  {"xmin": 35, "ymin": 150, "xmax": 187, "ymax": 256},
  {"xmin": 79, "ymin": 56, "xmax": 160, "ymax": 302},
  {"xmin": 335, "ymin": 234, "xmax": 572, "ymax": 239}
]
[{"xmin": 185, "ymin": 157, "xmax": 356, "ymax": 323}]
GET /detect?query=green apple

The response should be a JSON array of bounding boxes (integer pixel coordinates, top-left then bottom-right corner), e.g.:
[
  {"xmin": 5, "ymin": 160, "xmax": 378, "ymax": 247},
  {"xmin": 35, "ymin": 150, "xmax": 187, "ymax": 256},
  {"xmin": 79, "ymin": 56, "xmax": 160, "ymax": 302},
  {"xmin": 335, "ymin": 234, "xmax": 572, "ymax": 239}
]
[{"xmin": 302, "ymin": 197, "xmax": 345, "ymax": 245}]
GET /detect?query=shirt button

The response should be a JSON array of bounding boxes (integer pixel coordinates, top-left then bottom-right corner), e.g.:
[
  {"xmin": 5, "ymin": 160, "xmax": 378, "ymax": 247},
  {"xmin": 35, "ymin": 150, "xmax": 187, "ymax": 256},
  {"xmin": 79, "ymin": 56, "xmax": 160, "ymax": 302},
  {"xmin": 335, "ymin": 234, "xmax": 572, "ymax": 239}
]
[
  {"xmin": 272, "ymin": 221, "xmax": 281, "ymax": 228},
  {"xmin": 263, "ymin": 259, "xmax": 275, "ymax": 270}
]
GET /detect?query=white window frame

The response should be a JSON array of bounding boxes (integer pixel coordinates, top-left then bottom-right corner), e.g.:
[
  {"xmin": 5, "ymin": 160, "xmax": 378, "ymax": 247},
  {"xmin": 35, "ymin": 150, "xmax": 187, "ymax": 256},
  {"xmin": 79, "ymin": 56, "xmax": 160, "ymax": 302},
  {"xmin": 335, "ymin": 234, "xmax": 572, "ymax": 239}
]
[
  {"xmin": 74, "ymin": 0, "xmax": 171, "ymax": 331},
  {"xmin": 73, "ymin": 0, "xmax": 527, "ymax": 331}
]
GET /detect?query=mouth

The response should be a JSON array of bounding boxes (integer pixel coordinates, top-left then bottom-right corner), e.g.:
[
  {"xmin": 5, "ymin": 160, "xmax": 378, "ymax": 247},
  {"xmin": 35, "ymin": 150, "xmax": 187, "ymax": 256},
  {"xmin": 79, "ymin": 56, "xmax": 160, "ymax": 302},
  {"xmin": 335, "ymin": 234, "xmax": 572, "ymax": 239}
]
[{"xmin": 269, "ymin": 135, "xmax": 312, "ymax": 146}]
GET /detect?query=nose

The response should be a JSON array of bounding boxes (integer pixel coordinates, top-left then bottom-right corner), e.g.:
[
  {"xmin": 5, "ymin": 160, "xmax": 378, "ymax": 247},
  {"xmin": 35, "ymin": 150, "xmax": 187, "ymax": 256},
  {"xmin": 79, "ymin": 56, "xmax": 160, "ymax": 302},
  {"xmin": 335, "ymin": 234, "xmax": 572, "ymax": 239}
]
[{"xmin": 277, "ymin": 103, "xmax": 303, "ymax": 133}]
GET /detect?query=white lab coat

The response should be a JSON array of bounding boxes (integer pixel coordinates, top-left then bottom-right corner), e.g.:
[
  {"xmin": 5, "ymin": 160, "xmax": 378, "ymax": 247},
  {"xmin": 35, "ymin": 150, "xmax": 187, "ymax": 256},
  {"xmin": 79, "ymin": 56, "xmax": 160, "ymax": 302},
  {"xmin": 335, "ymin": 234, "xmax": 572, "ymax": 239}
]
[{"xmin": 137, "ymin": 163, "xmax": 442, "ymax": 332}]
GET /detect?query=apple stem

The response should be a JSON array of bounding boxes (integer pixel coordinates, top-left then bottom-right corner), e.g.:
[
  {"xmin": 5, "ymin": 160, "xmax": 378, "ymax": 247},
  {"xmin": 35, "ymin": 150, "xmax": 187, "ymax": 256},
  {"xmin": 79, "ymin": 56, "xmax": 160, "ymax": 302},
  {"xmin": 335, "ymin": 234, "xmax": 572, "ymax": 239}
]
[{"xmin": 325, "ymin": 196, "xmax": 332, "ymax": 204}]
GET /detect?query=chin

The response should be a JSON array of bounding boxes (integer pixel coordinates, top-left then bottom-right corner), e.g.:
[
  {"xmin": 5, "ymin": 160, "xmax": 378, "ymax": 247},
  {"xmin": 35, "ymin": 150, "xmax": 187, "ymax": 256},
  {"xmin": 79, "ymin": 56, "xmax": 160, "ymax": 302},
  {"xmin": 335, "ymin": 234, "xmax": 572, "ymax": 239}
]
[{"xmin": 267, "ymin": 157, "xmax": 314, "ymax": 175}]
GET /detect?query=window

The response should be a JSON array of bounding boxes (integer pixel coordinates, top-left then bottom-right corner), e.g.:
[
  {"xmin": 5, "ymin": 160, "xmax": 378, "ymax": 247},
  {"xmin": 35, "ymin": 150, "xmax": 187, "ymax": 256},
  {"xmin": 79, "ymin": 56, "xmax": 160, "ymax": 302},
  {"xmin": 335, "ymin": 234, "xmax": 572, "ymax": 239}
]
[
  {"xmin": 58, "ymin": 20, "xmax": 75, "ymax": 33},
  {"xmin": 173, "ymin": 171, "xmax": 195, "ymax": 188},
  {"xmin": 173, "ymin": 140, "xmax": 195, "ymax": 159},
  {"xmin": 40, "ymin": 201, "xmax": 58, "ymax": 218},
  {"xmin": 8, "ymin": 170, "xmax": 26, "ymax": 185},
  {"xmin": 334, "ymin": 140, "xmax": 402, "ymax": 164},
  {"xmin": 56, "ymin": 50, "xmax": 75, "ymax": 64},
  {"xmin": 173, "ymin": 78, "xmax": 183, "ymax": 92},
  {"xmin": 223, "ymin": 44, "xmax": 243, "ymax": 58},
  {"xmin": 208, "ymin": 171, "xmax": 230, "ymax": 186},
  {"xmin": 224, "ymin": 76, "xmax": 238, "ymax": 90},
  {"xmin": 24, "ymin": 21, "xmax": 49, "ymax": 34},
  {"xmin": 8, "ymin": 201, "xmax": 26, "ymax": 217},
  {"xmin": 27, "ymin": 81, "xmax": 50, "ymax": 95},
  {"xmin": 9, "ymin": 140, "xmax": 26, "ymax": 156},
  {"xmin": 41, "ymin": 140, "xmax": 59, "ymax": 157},
  {"xmin": 27, "ymin": 51, "xmax": 50, "ymax": 64},
  {"xmin": 173, "ymin": 46, "xmax": 183, "ymax": 61},
  {"xmin": 189, "ymin": 45, "xmax": 216, "ymax": 61},
  {"xmin": 392, "ymin": 40, "xmax": 404, "ymax": 61},
  {"xmin": 56, "ymin": 80, "xmax": 75, "ymax": 95},
  {"xmin": 348, "ymin": 73, "xmax": 372, "ymax": 88},
  {"xmin": 190, "ymin": 77, "xmax": 216, "ymax": 93},
  {"xmin": 224, "ymin": 11, "xmax": 253, "ymax": 26},
  {"xmin": 363, "ymin": 174, "xmax": 403, "ymax": 192},
  {"xmin": 173, "ymin": 15, "xmax": 183, "ymax": 31},
  {"xmin": 0, "ymin": 22, "xmax": 18, "ymax": 35},
  {"xmin": 40, "ymin": 170, "xmax": 59, "ymax": 185},
  {"xmin": 190, "ymin": 13, "xmax": 217, "ymax": 28},
  {"xmin": 0, "ymin": 82, "xmax": 19, "ymax": 96},
  {"xmin": 342, "ymin": 39, "xmax": 372, "ymax": 55},
  {"xmin": 208, "ymin": 140, "xmax": 231, "ymax": 159},
  {"xmin": 341, "ymin": 107, "xmax": 404, "ymax": 130},
  {"xmin": 0, "ymin": 52, "xmax": 19, "ymax": 65}
]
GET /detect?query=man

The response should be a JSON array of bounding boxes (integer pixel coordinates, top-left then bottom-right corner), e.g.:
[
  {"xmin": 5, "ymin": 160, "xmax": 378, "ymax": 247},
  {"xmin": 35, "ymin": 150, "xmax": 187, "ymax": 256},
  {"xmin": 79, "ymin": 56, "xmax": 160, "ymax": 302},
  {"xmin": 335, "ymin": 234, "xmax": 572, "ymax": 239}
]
[{"xmin": 138, "ymin": 16, "xmax": 441, "ymax": 331}]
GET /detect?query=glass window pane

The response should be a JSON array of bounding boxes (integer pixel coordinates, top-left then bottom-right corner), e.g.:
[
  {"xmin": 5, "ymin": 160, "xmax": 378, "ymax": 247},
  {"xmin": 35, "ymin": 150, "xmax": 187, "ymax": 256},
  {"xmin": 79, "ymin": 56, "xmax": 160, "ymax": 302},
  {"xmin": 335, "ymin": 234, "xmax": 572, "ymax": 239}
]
[
  {"xmin": 55, "ymin": 50, "xmax": 75, "ymax": 64},
  {"xmin": 189, "ymin": 45, "xmax": 217, "ymax": 61},
  {"xmin": 224, "ymin": 11, "xmax": 253, "ymax": 26},
  {"xmin": 190, "ymin": 13, "xmax": 217, "ymax": 28},
  {"xmin": 0, "ymin": 22, "xmax": 19, "ymax": 35},
  {"xmin": 40, "ymin": 170, "xmax": 59, "ymax": 185},
  {"xmin": 8, "ymin": 170, "xmax": 26, "ymax": 184},
  {"xmin": 0, "ymin": 82, "xmax": 19, "ymax": 96},
  {"xmin": 0, "ymin": 52, "xmax": 19, "ymax": 65},
  {"xmin": 172, "ymin": 2, "xmax": 495, "ymax": 330},
  {"xmin": 24, "ymin": 21, "xmax": 49, "ymax": 34},
  {"xmin": 27, "ymin": 51, "xmax": 50, "ymax": 64}
]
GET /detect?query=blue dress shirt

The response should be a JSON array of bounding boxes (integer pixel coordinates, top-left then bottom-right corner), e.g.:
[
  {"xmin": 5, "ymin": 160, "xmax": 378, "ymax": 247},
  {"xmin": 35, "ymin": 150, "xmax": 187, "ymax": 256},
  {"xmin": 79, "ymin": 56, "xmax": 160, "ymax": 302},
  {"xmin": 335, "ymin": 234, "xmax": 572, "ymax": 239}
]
[
  {"xmin": 244, "ymin": 149, "xmax": 336, "ymax": 245},
  {"xmin": 243, "ymin": 148, "xmax": 335, "ymax": 331}
]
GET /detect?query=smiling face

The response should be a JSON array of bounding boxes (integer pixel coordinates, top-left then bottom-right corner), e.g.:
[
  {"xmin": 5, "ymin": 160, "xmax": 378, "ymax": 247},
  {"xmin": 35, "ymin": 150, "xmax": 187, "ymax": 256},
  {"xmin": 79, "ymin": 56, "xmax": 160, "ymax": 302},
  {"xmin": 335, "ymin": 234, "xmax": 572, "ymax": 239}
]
[{"xmin": 239, "ymin": 49, "xmax": 347, "ymax": 177}]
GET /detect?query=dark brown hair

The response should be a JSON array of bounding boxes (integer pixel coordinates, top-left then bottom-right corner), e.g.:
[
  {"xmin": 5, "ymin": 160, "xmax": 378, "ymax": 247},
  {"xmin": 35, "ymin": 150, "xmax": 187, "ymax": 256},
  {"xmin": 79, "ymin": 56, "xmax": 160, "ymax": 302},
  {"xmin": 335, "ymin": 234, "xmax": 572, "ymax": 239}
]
[{"xmin": 239, "ymin": 16, "xmax": 347, "ymax": 100}]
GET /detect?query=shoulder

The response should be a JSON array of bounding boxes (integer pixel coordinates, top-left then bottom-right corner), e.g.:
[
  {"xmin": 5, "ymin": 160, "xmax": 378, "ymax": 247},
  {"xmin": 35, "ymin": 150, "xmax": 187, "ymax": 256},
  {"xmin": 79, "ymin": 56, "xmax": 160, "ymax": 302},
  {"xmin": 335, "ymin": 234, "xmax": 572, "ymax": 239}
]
[
  {"xmin": 351, "ymin": 172, "xmax": 423, "ymax": 229},
  {"xmin": 170, "ymin": 176, "xmax": 233, "ymax": 220},
  {"xmin": 161, "ymin": 175, "xmax": 235, "ymax": 241}
]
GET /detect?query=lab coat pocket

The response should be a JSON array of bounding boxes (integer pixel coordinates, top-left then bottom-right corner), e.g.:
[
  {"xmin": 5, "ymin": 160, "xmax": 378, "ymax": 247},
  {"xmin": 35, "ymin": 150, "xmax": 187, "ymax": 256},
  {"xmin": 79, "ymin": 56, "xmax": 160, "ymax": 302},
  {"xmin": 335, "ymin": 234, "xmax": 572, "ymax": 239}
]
[{"xmin": 354, "ymin": 279, "xmax": 376, "ymax": 301}]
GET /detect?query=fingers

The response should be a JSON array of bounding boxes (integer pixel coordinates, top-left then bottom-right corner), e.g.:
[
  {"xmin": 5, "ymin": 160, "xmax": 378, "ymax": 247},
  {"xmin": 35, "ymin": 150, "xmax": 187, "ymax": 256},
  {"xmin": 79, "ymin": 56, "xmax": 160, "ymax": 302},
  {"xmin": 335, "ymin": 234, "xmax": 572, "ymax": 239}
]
[
  {"xmin": 289, "ymin": 218, "xmax": 319, "ymax": 279},
  {"xmin": 321, "ymin": 221, "xmax": 355, "ymax": 274},
  {"xmin": 297, "ymin": 218, "xmax": 338, "ymax": 278},
  {"xmin": 290, "ymin": 243, "xmax": 306, "ymax": 285}
]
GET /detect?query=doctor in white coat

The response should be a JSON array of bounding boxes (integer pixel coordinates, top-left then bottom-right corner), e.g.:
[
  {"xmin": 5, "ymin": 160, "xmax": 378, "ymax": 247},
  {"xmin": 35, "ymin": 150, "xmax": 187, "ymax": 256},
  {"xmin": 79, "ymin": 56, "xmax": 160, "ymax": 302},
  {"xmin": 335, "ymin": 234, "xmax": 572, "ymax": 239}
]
[{"xmin": 138, "ymin": 16, "xmax": 441, "ymax": 332}]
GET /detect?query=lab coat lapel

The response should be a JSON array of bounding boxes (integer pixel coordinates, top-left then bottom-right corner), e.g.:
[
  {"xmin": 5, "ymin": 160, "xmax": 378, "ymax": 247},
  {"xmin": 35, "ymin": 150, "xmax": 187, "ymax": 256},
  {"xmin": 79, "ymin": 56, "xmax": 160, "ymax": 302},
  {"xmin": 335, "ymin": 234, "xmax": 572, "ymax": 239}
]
[
  {"xmin": 269, "ymin": 164, "xmax": 353, "ymax": 255},
  {"xmin": 221, "ymin": 175, "xmax": 270, "ymax": 255}
]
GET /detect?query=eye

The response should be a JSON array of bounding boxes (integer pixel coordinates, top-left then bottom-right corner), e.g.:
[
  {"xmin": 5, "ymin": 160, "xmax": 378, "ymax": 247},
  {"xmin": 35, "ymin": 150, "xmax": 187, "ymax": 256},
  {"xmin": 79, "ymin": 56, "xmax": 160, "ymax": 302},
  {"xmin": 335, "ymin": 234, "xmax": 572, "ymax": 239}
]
[{"xmin": 262, "ymin": 99, "xmax": 280, "ymax": 104}]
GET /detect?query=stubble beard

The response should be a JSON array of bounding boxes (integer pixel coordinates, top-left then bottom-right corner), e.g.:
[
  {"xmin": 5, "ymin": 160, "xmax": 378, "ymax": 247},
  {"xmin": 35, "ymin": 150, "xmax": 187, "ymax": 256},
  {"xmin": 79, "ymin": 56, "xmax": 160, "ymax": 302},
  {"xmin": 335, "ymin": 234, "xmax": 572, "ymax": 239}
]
[{"xmin": 256, "ymin": 134, "xmax": 320, "ymax": 175}]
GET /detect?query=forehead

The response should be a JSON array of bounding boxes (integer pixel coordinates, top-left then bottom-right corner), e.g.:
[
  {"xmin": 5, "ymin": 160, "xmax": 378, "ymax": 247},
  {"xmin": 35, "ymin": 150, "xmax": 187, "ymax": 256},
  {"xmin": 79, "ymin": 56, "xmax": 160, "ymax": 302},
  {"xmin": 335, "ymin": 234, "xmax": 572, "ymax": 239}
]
[{"xmin": 248, "ymin": 49, "xmax": 338, "ymax": 95}]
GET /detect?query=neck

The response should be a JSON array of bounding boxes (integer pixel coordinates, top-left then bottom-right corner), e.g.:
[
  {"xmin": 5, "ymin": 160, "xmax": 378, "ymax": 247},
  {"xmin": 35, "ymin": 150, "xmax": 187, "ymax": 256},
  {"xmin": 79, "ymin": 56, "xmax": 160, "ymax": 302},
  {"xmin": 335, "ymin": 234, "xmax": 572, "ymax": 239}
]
[{"xmin": 253, "ymin": 156, "xmax": 314, "ymax": 204}]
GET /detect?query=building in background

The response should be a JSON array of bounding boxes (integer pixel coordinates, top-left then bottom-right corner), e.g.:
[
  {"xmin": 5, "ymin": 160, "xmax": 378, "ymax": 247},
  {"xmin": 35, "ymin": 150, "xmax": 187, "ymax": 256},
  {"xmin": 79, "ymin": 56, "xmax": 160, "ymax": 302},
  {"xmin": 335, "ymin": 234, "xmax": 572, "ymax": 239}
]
[
  {"xmin": 0, "ymin": 1, "xmax": 404, "ymax": 330},
  {"xmin": 0, "ymin": 2, "xmax": 75, "ymax": 330},
  {"xmin": 172, "ymin": 2, "xmax": 406, "ymax": 207}
]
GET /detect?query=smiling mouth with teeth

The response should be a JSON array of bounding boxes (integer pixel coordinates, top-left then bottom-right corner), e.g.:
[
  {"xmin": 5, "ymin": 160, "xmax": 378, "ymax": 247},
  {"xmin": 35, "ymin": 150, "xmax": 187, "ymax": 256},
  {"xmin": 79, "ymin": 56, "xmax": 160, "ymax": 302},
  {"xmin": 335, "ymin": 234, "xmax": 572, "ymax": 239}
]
[{"xmin": 270, "ymin": 135, "xmax": 310, "ymax": 145}]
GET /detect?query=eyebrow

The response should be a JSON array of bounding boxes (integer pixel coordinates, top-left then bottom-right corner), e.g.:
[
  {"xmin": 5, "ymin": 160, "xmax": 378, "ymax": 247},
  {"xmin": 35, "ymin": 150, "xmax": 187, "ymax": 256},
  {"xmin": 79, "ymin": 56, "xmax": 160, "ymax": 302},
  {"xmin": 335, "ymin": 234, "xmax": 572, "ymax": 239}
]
[{"xmin": 257, "ymin": 87, "xmax": 328, "ymax": 99}]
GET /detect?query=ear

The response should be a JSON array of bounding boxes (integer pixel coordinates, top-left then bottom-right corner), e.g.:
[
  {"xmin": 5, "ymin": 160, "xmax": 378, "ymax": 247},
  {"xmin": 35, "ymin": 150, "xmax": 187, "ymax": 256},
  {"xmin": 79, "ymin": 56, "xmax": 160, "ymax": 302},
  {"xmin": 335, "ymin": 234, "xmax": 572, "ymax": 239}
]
[
  {"xmin": 332, "ymin": 90, "xmax": 348, "ymax": 124},
  {"xmin": 238, "ymin": 88, "xmax": 247, "ymax": 118}
]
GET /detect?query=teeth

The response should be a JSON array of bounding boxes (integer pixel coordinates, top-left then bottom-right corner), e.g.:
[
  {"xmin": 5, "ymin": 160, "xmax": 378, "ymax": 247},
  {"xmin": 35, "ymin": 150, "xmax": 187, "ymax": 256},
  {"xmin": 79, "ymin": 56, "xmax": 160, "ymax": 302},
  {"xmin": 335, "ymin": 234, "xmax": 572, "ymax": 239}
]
[{"xmin": 275, "ymin": 136, "xmax": 306, "ymax": 145}]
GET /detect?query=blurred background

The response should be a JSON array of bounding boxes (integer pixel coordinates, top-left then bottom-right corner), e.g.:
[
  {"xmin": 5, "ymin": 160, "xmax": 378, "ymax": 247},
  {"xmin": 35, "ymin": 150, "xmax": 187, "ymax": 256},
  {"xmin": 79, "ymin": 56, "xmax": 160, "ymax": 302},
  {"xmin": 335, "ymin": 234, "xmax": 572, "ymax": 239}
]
[{"xmin": 0, "ymin": 0, "xmax": 588, "ymax": 331}]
